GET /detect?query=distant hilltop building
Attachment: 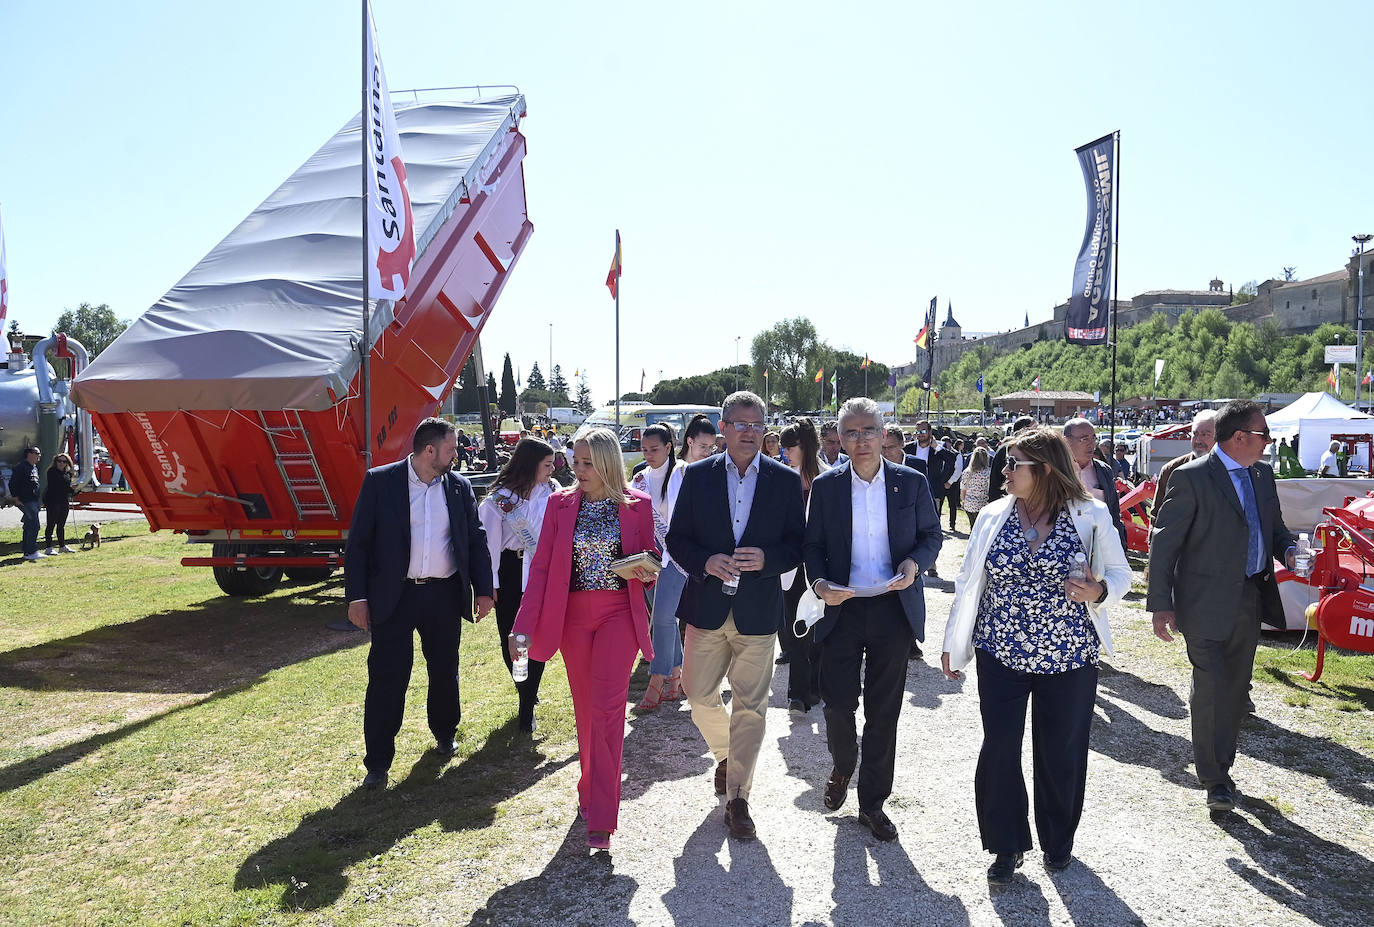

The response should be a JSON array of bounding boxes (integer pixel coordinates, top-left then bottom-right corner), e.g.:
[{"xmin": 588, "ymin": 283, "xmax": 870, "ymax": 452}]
[{"xmin": 890, "ymin": 251, "xmax": 1374, "ymax": 383}]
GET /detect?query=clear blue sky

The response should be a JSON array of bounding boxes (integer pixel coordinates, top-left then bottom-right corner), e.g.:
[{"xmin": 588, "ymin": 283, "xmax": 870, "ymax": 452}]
[{"xmin": 2, "ymin": 1, "xmax": 1370, "ymax": 405}]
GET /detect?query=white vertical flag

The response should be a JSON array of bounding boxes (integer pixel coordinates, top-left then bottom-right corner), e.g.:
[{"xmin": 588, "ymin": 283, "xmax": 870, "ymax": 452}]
[
  {"xmin": 1154, "ymin": 358, "xmax": 1165, "ymax": 389},
  {"xmin": 0, "ymin": 205, "xmax": 9, "ymax": 327},
  {"xmin": 364, "ymin": 0, "xmax": 415, "ymax": 300}
]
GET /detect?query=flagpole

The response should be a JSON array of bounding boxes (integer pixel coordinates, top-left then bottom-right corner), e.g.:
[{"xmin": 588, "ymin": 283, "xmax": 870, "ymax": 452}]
[
  {"xmin": 360, "ymin": 0, "xmax": 372, "ymax": 468},
  {"xmin": 614, "ymin": 229, "xmax": 621, "ymax": 430},
  {"xmin": 1108, "ymin": 130, "xmax": 1121, "ymax": 447}
]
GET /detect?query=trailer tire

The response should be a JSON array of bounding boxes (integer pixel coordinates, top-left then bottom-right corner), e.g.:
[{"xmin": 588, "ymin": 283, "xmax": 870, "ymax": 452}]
[
  {"xmin": 286, "ymin": 566, "xmax": 334, "ymax": 584},
  {"xmin": 211, "ymin": 543, "xmax": 284, "ymax": 597}
]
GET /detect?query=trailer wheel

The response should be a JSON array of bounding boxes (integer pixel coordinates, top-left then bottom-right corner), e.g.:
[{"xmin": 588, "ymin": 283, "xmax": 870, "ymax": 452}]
[
  {"xmin": 211, "ymin": 543, "xmax": 284, "ymax": 597},
  {"xmin": 286, "ymin": 566, "xmax": 334, "ymax": 584}
]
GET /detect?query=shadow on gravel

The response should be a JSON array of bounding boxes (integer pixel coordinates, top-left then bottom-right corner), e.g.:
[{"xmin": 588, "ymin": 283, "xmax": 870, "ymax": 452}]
[
  {"xmin": 618, "ymin": 666, "xmax": 714, "ymax": 804},
  {"xmin": 662, "ymin": 809, "xmax": 792, "ymax": 927},
  {"xmin": 1089, "ymin": 689, "xmax": 1197, "ymax": 789},
  {"xmin": 1217, "ymin": 797, "xmax": 1374, "ymax": 927},
  {"xmin": 989, "ymin": 877, "xmax": 1050, "ymax": 924},
  {"xmin": 1236, "ymin": 714, "xmax": 1374, "ymax": 807},
  {"xmin": 234, "ymin": 720, "xmax": 575, "ymax": 911},
  {"xmin": 464, "ymin": 822, "xmax": 638, "ymax": 926},
  {"xmin": 1049, "ymin": 861, "xmax": 1146, "ymax": 926},
  {"xmin": 1098, "ymin": 663, "xmax": 1188, "ymax": 720},
  {"xmin": 829, "ymin": 820, "xmax": 969, "ymax": 925}
]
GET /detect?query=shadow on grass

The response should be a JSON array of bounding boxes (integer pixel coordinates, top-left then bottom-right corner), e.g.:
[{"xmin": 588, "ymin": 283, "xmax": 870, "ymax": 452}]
[
  {"xmin": 464, "ymin": 822, "xmax": 638, "ymax": 926},
  {"xmin": 0, "ymin": 680, "xmax": 259, "ymax": 794},
  {"xmin": 1216, "ymin": 796, "xmax": 1374, "ymax": 927},
  {"xmin": 1254, "ymin": 637, "xmax": 1374, "ymax": 712},
  {"xmin": 234, "ymin": 719, "xmax": 575, "ymax": 912},
  {"xmin": 0, "ymin": 579, "xmax": 360, "ymax": 694}
]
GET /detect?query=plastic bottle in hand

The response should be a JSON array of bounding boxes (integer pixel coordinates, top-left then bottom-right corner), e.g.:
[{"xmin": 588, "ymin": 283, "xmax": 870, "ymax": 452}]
[
  {"xmin": 1294, "ymin": 534, "xmax": 1313, "ymax": 578},
  {"xmin": 722, "ymin": 573, "xmax": 740, "ymax": 596},
  {"xmin": 1066, "ymin": 552, "xmax": 1089, "ymax": 599},
  {"xmin": 512, "ymin": 633, "xmax": 530, "ymax": 682}
]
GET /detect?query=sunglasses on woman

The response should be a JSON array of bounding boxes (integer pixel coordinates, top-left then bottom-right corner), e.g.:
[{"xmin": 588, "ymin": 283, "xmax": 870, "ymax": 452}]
[{"xmin": 1003, "ymin": 457, "xmax": 1037, "ymax": 472}]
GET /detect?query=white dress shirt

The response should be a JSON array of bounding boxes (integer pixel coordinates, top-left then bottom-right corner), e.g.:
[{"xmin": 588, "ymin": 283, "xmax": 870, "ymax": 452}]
[
  {"xmin": 1079, "ymin": 460, "xmax": 1105, "ymax": 502},
  {"xmin": 849, "ymin": 464, "xmax": 894, "ymax": 588},
  {"xmin": 407, "ymin": 457, "xmax": 457, "ymax": 580},
  {"xmin": 725, "ymin": 451, "xmax": 761, "ymax": 545},
  {"xmin": 912, "ymin": 444, "xmax": 931, "ymax": 465},
  {"xmin": 478, "ymin": 481, "xmax": 553, "ymax": 590}
]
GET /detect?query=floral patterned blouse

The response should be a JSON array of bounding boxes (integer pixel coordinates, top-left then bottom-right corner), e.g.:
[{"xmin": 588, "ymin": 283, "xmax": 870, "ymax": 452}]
[
  {"xmin": 972, "ymin": 508, "xmax": 1099, "ymax": 673},
  {"xmin": 961, "ymin": 467, "xmax": 991, "ymax": 513},
  {"xmin": 571, "ymin": 497, "xmax": 626, "ymax": 591}
]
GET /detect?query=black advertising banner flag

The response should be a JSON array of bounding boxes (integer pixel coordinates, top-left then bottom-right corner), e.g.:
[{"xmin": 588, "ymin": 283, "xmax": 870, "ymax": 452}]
[
  {"xmin": 1067, "ymin": 133, "xmax": 1116, "ymax": 345},
  {"xmin": 921, "ymin": 296, "xmax": 936, "ymax": 389}
]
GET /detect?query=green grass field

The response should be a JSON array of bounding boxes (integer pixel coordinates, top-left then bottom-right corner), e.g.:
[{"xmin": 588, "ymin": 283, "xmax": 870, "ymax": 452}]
[{"xmin": 0, "ymin": 523, "xmax": 581, "ymax": 927}]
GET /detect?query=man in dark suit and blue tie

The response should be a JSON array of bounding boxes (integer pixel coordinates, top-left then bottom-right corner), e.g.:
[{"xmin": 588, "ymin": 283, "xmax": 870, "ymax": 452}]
[
  {"xmin": 668, "ymin": 390, "xmax": 806, "ymax": 840},
  {"xmin": 346, "ymin": 418, "xmax": 494, "ymax": 789},
  {"xmin": 1148, "ymin": 400, "xmax": 1295, "ymax": 814},
  {"xmin": 806, "ymin": 398, "xmax": 943, "ymax": 840}
]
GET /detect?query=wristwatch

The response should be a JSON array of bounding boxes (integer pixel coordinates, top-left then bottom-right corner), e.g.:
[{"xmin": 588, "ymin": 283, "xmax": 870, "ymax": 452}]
[{"xmin": 1093, "ymin": 584, "xmax": 1109, "ymax": 605}]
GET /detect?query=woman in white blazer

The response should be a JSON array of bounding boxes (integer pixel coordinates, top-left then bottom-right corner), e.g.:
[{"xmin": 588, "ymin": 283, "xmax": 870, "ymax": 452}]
[{"xmin": 941, "ymin": 426, "xmax": 1131, "ymax": 885}]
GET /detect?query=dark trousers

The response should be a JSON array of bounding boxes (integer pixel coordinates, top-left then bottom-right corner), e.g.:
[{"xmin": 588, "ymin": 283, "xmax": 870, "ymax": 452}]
[
  {"xmin": 494, "ymin": 549, "xmax": 546, "ymax": 723},
  {"xmin": 780, "ymin": 568, "xmax": 822, "ymax": 706},
  {"xmin": 943, "ymin": 485, "xmax": 961, "ymax": 529},
  {"xmin": 363, "ymin": 576, "xmax": 465, "ymax": 774},
  {"xmin": 820, "ymin": 594, "xmax": 912, "ymax": 811},
  {"xmin": 974, "ymin": 649, "xmax": 1098, "ymax": 859},
  {"xmin": 1184, "ymin": 580, "xmax": 1261, "ymax": 788},
  {"xmin": 45, "ymin": 501, "xmax": 70, "ymax": 547},
  {"xmin": 19, "ymin": 500, "xmax": 41, "ymax": 556}
]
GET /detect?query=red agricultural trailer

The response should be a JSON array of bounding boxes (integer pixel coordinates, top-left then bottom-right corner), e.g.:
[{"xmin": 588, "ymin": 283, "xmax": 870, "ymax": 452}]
[{"xmin": 70, "ymin": 91, "xmax": 532, "ymax": 595}]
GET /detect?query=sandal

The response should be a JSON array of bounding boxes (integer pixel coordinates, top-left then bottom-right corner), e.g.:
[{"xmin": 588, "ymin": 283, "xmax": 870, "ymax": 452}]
[
  {"xmin": 634, "ymin": 675, "xmax": 666, "ymax": 712},
  {"xmin": 664, "ymin": 667, "xmax": 684, "ymax": 701}
]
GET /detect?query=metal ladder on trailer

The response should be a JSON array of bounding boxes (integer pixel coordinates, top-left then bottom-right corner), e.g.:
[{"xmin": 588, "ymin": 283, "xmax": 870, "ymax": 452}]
[{"xmin": 258, "ymin": 410, "xmax": 338, "ymax": 520}]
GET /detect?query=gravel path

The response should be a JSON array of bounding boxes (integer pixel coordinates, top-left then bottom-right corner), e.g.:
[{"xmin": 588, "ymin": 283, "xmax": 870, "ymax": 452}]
[{"xmin": 443, "ymin": 530, "xmax": 1374, "ymax": 927}]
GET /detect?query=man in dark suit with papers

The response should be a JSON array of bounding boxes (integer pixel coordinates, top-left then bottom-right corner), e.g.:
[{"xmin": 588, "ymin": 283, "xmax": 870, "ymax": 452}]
[{"xmin": 804, "ymin": 398, "xmax": 943, "ymax": 840}]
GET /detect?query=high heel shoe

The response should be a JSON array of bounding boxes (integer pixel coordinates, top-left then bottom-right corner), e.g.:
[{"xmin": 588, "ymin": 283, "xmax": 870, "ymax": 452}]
[
  {"xmin": 634, "ymin": 675, "xmax": 665, "ymax": 712},
  {"xmin": 588, "ymin": 830, "xmax": 611, "ymax": 851},
  {"xmin": 663, "ymin": 667, "xmax": 684, "ymax": 701}
]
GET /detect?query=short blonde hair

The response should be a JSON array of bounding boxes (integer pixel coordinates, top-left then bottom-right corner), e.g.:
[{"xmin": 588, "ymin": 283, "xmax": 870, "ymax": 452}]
[{"xmin": 572, "ymin": 427, "xmax": 634, "ymax": 504}]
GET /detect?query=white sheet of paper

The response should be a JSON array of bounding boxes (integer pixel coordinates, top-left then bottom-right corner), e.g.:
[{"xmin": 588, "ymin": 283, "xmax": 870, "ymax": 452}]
[{"xmin": 846, "ymin": 574, "xmax": 905, "ymax": 598}]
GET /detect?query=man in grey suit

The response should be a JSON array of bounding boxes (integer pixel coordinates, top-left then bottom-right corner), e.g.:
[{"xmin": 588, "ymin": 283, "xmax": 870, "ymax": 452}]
[{"xmin": 1147, "ymin": 400, "xmax": 1295, "ymax": 813}]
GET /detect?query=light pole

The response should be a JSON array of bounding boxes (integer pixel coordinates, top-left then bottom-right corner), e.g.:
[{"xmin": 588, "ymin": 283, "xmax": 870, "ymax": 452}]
[
  {"xmin": 548, "ymin": 322, "xmax": 553, "ymax": 408},
  {"xmin": 1357, "ymin": 234, "xmax": 1371, "ymax": 409},
  {"xmin": 735, "ymin": 336, "xmax": 741, "ymax": 391}
]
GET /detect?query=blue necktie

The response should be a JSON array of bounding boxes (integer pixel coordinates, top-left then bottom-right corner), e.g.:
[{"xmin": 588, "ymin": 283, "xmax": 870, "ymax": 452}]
[{"xmin": 1233, "ymin": 467, "xmax": 1264, "ymax": 575}]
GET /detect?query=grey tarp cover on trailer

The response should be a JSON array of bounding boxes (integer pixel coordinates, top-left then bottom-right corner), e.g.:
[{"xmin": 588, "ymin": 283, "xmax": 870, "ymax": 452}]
[{"xmin": 73, "ymin": 94, "xmax": 524, "ymax": 413}]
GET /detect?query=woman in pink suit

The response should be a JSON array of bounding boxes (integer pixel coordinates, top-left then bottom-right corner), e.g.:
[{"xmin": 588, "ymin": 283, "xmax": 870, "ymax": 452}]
[{"xmin": 511, "ymin": 427, "xmax": 658, "ymax": 851}]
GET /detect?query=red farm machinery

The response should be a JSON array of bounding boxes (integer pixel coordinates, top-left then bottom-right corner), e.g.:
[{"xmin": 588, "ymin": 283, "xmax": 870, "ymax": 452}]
[{"xmin": 69, "ymin": 92, "xmax": 532, "ymax": 596}]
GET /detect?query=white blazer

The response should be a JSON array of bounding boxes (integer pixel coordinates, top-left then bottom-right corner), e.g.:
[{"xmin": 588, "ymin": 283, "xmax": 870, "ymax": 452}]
[{"xmin": 942, "ymin": 494, "xmax": 1132, "ymax": 671}]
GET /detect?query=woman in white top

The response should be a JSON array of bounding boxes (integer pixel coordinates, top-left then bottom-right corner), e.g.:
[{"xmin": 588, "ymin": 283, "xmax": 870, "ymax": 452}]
[
  {"xmin": 634, "ymin": 415, "xmax": 718, "ymax": 711},
  {"xmin": 777, "ymin": 417, "xmax": 828, "ymax": 712},
  {"xmin": 941, "ymin": 427, "xmax": 1131, "ymax": 884},
  {"xmin": 478, "ymin": 437, "xmax": 556, "ymax": 732}
]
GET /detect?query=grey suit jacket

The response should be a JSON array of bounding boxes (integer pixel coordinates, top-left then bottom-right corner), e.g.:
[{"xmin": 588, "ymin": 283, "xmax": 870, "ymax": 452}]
[{"xmin": 1146, "ymin": 451, "xmax": 1294, "ymax": 638}]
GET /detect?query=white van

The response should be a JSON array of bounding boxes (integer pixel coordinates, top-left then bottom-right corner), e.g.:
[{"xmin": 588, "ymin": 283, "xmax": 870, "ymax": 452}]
[{"xmin": 549, "ymin": 407, "xmax": 587, "ymax": 426}]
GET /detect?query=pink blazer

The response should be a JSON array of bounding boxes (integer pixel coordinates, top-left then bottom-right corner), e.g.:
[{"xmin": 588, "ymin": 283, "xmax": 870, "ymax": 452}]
[{"xmin": 512, "ymin": 487, "xmax": 657, "ymax": 663}]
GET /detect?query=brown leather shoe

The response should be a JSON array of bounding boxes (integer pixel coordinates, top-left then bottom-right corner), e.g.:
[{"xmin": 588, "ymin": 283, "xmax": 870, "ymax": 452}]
[
  {"xmin": 823, "ymin": 769, "xmax": 851, "ymax": 811},
  {"xmin": 858, "ymin": 807, "xmax": 898, "ymax": 842},
  {"xmin": 714, "ymin": 758, "xmax": 728, "ymax": 796},
  {"xmin": 724, "ymin": 797, "xmax": 756, "ymax": 839}
]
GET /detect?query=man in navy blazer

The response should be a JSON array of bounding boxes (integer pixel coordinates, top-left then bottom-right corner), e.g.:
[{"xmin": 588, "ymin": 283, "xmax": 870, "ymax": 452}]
[
  {"xmin": 668, "ymin": 390, "xmax": 805, "ymax": 840},
  {"xmin": 805, "ymin": 398, "xmax": 943, "ymax": 840},
  {"xmin": 346, "ymin": 418, "xmax": 494, "ymax": 789}
]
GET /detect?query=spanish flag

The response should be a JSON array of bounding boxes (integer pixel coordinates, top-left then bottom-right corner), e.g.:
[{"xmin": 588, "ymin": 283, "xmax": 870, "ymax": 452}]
[
  {"xmin": 1328, "ymin": 366, "xmax": 1338, "ymax": 390},
  {"xmin": 605, "ymin": 230, "xmax": 622, "ymax": 299},
  {"xmin": 814, "ymin": 367, "xmax": 823, "ymax": 383},
  {"xmin": 861, "ymin": 354, "xmax": 870, "ymax": 370},
  {"xmin": 914, "ymin": 323, "xmax": 931, "ymax": 350}
]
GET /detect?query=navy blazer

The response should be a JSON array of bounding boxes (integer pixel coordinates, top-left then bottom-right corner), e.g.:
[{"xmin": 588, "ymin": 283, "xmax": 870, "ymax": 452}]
[
  {"xmin": 344, "ymin": 459, "xmax": 494, "ymax": 626},
  {"xmin": 803, "ymin": 459, "xmax": 943, "ymax": 643},
  {"xmin": 667, "ymin": 453, "xmax": 805, "ymax": 635}
]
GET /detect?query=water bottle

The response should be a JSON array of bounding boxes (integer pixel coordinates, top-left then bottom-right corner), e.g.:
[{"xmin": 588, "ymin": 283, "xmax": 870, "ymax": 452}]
[
  {"xmin": 1294, "ymin": 534, "xmax": 1314, "ymax": 578},
  {"xmin": 511, "ymin": 633, "xmax": 530, "ymax": 682},
  {"xmin": 723, "ymin": 573, "xmax": 740, "ymax": 596}
]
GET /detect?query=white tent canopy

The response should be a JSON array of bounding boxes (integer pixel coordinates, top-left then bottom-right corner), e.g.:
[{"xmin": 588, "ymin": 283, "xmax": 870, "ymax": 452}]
[{"xmin": 1266, "ymin": 391, "xmax": 1374, "ymax": 470}]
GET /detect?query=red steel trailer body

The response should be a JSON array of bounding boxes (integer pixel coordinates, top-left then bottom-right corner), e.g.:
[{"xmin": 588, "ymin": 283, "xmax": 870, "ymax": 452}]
[{"xmin": 71, "ymin": 94, "xmax": 532, "ymax": 594}]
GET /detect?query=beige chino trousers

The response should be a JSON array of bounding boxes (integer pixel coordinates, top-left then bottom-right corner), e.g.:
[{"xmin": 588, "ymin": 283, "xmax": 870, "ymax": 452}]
[{"xmin": 682, "ymin": 612, "xmax": 776, "ymax": 801}]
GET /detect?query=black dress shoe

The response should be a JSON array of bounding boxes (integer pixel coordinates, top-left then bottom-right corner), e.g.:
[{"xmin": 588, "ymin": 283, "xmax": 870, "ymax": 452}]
[
  {"xmin": 823, "ymin": 769, "xmax": 851, "ymax": 811},
  {"xmin": 434, "ymin": 738, "xmax": 456, "ymax": 758},
  {"xmin": 987, "ymin": 852, "xmax": 1024, "ymax": 885},
  {"xmin": 724, "ymin": 797, "xmax": 757, "ymax": 839},
  {"xmin": 518, "ymin": 714, "xmax": 538, "ymax": 734},
  {"xmin": 775, "ymin": 652, "xmax": 791, "ymax": 665},
  {"xmin": 714, "ymin": 758, "xmax": 728, "ymax": 796},
  {"xmin": 908, "ymin": 641, "xmax": 923, "ymax": 661},
  {"xmin": 926, "ymin": 566, "xmax": 939, "ymax": 578},
  {"xmin": 1044, "ymin": 852, "xmax": 1073, "ymax": 872},
  {"xmin": 1206, "ymin": 784, "xmax": 1236, "ymax": 812},
  {"xmin": 362, "ymin": 770, "xmax": 387, "ymax": 790},
  {"xmin": 858, "ymin": 807, "xmax": 898, "ymax": 841},
  {"xmin": 789, "ymin": 698, "xmax": 808, "ymax": 714}
]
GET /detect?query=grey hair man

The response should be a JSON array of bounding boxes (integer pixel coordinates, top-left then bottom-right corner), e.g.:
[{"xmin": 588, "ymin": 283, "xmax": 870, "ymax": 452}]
[
  {"xmin": 669, "ymin": 390, "xmax": 806, "ymax": 840},
  {"xmin": 1153, "ymin": 410, "xmax": 1217, "ymax": 514},
  {"xmin": 1061, "ymin": 418, "xmax": 1128, "ymax": 552},
  {"xmin": 802, "ymin": 397, "xmax": 942, "ymax": 840}
]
